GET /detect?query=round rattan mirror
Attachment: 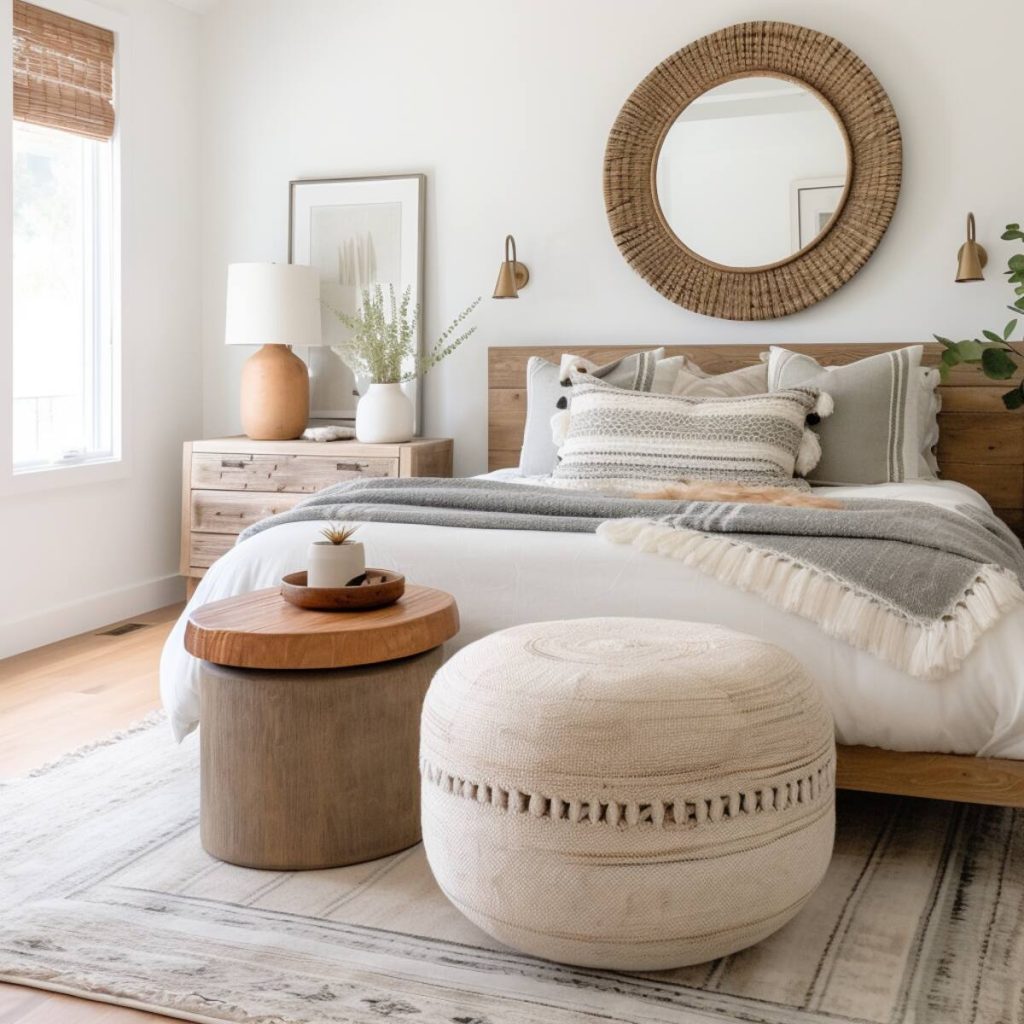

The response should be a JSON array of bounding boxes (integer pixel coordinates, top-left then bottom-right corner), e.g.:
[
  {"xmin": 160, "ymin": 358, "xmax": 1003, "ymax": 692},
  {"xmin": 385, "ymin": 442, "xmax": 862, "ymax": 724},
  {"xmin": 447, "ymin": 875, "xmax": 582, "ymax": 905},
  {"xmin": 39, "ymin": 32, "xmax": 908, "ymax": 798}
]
[{"xmin": 605, "ymin": 22, "xmax": 901, "ymax": 320}]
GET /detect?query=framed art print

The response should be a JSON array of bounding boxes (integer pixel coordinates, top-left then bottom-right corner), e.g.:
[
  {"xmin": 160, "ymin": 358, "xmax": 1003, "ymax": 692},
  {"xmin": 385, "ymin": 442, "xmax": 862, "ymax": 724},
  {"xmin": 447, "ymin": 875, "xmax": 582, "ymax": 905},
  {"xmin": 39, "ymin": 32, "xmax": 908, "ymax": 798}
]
[
  {"xmin": 790, "ymin": 177, "xmax": 846, "ymax": 251},
  {"xmin": 289, "ymin": 174, "xmax": 425, "ymax": 425}
]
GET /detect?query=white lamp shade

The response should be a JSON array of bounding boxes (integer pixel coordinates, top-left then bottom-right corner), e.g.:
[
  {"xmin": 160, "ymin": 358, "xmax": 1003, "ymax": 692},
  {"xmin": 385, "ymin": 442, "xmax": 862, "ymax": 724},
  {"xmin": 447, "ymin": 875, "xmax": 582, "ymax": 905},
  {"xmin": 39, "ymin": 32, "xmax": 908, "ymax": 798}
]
[{"xmin": 224, "ymin": 263, "xmax": 322, "ymax": 347}]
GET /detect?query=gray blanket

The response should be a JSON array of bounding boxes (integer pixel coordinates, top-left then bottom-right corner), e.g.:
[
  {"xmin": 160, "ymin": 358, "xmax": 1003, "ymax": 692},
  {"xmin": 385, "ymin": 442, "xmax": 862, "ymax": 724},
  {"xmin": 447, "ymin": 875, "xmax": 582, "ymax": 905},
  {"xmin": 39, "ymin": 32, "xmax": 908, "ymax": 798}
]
[{"xmin": 239, "ymin": 477, "xmax": 1024, "ymax": 678}]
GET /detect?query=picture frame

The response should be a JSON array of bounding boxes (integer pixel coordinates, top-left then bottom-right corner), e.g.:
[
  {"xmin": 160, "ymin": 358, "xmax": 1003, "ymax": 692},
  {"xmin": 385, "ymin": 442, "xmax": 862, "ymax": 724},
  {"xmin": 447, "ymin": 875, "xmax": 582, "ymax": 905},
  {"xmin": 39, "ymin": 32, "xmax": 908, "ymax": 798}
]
[
  {"xmin": 288, "ymin": 174, "xmax": 426, "ymax": 426},
  {"xmin": 790, "ymin": 176, "xmax": 846, "ymax": 251}
]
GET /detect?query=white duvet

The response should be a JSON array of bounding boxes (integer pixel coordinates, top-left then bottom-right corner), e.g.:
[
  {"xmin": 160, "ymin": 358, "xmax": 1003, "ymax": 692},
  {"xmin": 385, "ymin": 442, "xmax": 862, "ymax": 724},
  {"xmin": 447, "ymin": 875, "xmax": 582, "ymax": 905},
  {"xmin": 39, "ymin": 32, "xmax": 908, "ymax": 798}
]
[{"xmin": 160, "ymin": 475, "xmax": 1024, "ymax": 759}]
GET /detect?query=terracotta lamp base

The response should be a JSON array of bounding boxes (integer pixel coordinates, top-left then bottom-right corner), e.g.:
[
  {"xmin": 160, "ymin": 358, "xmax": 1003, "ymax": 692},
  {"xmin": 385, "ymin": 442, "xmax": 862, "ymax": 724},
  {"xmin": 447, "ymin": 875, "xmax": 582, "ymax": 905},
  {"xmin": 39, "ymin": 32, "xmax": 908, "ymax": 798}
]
[{"xmin": 240, "ymin": 344, "xmax": 309, "ymax": 440}]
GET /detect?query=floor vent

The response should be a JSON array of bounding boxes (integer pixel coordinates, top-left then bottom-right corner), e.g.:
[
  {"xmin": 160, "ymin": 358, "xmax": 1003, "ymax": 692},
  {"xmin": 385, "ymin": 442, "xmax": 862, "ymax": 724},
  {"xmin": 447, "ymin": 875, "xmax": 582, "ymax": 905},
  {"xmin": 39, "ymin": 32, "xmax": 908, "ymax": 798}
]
[{"xmin": 98, "ymin": 622, "xmax": 149, "ymax": 637}]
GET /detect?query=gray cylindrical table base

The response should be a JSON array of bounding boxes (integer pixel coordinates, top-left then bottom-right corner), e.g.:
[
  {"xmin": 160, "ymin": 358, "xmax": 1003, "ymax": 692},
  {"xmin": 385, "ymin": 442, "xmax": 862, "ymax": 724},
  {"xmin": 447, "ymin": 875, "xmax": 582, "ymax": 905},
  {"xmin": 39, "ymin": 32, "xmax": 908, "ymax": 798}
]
[{"xmin": 199, "ymin": 645, "xmax": 444, "ymax": 870}]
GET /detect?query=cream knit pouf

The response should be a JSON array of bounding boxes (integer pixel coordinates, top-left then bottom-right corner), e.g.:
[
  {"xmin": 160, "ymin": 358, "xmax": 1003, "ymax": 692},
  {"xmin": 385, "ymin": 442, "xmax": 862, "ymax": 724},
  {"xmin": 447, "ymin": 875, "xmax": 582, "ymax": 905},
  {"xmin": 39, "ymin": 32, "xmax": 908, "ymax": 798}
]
[{"xmin": 419, "ymin": 617, "xmax": 835, "ymax": 971}]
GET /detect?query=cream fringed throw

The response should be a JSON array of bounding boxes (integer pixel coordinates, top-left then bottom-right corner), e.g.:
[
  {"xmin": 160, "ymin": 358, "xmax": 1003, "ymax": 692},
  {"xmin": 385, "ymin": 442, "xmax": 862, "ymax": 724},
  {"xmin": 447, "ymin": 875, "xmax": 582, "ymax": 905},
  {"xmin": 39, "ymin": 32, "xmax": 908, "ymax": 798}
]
[
  {"xmin": 598, "ymin": 510, "xmax": 1023, "ymax": 680},
  {"xmin": 238, "ymin": 478, "xmax": 1024, "ymax": 680}
]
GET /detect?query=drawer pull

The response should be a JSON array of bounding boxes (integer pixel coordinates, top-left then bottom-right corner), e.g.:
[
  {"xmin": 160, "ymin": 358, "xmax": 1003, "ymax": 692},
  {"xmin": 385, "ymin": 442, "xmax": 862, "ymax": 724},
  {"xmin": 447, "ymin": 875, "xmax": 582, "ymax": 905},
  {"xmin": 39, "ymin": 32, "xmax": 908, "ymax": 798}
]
[
  {"xmin": 336, "ymin": 462, "xmax": 367, "ymax": 471},
  {"xmin": 220, "ymin": 459, "xmax": 246, "ymax": 469}
]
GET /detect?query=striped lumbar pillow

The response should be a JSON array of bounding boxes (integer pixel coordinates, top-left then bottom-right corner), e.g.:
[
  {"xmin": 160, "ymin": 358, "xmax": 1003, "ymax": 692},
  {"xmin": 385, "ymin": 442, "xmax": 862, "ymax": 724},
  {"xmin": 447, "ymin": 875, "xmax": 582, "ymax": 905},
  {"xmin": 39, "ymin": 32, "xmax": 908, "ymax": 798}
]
[
  {"xmin": 767, "ymin": 346, "xmax": 923, "ymax": 485},
  {"xmin": 550, "ymin": 374, "xmax": 829, "ymax": 493}
]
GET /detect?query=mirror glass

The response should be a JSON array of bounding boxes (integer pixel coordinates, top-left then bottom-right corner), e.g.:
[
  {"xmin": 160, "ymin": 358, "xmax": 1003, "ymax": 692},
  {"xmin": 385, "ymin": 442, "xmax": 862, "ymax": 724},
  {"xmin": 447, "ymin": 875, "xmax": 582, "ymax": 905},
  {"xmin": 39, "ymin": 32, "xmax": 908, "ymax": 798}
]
[{"xmin": 655, "ymin": 76, "xmax": 850, "ymax": 269}]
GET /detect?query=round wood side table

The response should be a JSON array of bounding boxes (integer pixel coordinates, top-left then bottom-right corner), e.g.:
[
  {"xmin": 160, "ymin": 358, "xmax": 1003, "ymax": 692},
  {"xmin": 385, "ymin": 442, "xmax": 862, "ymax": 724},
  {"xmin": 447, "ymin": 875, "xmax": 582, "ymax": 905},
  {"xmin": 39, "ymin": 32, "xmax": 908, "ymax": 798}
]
[{"xmin": 184, "ymin": 585, "xmax": 459, "ymax": 871}]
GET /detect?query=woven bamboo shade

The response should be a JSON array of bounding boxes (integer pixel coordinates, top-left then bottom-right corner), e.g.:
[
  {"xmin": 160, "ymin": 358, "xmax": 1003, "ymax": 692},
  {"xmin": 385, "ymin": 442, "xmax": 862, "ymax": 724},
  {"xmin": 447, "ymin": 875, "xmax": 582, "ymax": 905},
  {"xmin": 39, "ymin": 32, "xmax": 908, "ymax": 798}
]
[
  {"xmin": 13, "ymin": 0, "xmax": 115, "ymax": 142},
  {"xmin": 604, "ymin": 22, "xmax": 901, "ymax": 321}
]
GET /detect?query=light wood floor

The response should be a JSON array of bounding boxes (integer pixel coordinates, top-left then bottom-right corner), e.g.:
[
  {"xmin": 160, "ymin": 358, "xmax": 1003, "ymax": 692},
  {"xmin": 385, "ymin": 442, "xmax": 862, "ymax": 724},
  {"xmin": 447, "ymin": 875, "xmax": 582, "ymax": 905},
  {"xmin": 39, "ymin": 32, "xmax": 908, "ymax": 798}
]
[{"xmin": 0, "ymin": 603, "xmax": 184, "ymax": 1023}]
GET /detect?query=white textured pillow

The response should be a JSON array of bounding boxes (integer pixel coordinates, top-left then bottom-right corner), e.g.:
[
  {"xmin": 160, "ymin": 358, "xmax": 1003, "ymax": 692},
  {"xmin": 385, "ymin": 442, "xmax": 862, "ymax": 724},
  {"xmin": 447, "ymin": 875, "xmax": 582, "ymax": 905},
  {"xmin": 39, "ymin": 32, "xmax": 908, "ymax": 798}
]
[
  {"xmin": 550, "ymin": 374, "xmax": 830, "ymax": 493},
  {"xmin": 917, "ymin": 367, "xmax": 941, "ymax": 478}
]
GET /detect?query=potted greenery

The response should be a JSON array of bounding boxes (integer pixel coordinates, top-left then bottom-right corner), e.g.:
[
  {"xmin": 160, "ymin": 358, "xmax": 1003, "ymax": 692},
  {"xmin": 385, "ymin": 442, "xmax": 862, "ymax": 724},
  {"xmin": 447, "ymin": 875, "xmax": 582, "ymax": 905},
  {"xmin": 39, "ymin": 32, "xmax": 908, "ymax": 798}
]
[
  {"xmin": 936, "ymin": 222, "xmax": 1024, "ymax": 408},
  {"xmin": 329, "ymin": 284, "xmax": 480, "ymax": 443},
  {"xmin": 307, "ymin": 523, "xmax": 364, "ymax": 588}
]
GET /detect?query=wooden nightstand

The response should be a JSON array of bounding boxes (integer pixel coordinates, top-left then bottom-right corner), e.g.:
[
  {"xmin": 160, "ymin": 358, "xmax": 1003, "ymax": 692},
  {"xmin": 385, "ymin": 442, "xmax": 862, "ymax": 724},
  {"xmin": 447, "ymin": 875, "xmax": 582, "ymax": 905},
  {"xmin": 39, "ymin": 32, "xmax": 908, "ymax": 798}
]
[{"xmin": 180, "ymin": 436, "xmax": 453, "ymax": 596}]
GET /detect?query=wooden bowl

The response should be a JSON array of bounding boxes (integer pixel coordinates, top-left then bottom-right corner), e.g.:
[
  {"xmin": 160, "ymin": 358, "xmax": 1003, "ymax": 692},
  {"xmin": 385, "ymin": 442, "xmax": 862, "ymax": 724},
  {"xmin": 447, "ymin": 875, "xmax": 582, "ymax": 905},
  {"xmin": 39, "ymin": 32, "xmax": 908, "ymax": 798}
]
[{"xmin": 280, "ymin": 569, "xmax": 406, "ymax": 611}]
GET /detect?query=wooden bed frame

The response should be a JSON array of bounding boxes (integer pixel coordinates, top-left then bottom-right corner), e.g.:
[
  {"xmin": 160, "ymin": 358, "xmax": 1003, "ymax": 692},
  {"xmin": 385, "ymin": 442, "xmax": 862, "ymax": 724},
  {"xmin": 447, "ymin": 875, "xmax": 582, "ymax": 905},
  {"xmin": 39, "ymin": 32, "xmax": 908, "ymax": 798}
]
[{"xmin": 488, "ymin": 343, "xmax": 1024, "ymax": 808}]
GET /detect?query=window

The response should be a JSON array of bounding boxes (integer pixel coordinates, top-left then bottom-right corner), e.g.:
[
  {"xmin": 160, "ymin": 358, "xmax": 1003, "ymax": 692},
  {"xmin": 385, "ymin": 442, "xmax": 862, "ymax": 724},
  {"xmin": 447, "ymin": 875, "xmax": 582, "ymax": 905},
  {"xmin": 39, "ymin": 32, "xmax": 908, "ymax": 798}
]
[
  {"xmin": 11, "ymin": 1, "xmax": 117, "ymax": 473},
  {"xmin": 13, "ymin": 121, "xmax": 114, "ymax": 468}
]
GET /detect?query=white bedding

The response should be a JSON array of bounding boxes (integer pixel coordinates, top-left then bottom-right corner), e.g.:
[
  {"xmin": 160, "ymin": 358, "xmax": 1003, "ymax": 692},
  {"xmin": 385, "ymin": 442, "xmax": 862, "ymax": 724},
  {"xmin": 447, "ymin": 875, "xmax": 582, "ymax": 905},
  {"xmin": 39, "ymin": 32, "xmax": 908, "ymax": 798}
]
[{"xmin": 160, "ymin": 475, "xmax": 1024, "ymax": 759}]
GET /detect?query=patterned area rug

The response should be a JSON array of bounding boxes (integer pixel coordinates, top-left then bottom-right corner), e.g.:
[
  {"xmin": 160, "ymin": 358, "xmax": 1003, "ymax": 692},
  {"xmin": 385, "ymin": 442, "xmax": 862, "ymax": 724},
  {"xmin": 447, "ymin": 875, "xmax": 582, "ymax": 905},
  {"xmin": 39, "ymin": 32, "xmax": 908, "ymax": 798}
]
[{"xmin": 1, "ymin": 715, "xmax": 1022, "ymax": 1024}]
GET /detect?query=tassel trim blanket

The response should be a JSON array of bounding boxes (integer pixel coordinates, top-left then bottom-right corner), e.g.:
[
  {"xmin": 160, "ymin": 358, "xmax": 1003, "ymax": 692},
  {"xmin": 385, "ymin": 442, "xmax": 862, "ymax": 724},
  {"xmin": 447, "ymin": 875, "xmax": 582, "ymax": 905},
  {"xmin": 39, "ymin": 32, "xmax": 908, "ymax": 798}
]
[{"xmin": 239, "ymin": 477, "xmax": 1024, "ymax": 680}]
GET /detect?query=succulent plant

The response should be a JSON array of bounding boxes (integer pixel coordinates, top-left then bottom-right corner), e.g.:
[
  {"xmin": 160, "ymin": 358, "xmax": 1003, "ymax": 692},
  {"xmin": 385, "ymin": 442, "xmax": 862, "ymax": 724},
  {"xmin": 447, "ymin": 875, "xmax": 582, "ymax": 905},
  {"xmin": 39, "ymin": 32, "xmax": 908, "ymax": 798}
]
[{"xmin": 319, "ymin": 523, "xmax": 359, "ymax": 545}]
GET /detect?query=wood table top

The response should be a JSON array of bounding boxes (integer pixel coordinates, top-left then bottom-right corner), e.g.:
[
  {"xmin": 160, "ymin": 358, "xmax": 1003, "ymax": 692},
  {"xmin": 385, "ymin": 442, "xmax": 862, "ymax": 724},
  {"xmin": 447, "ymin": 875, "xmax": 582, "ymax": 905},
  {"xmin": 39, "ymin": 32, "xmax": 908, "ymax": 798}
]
[{"xmin": 184, "ymin": 585, "xmax": 459, "ymax": 670}]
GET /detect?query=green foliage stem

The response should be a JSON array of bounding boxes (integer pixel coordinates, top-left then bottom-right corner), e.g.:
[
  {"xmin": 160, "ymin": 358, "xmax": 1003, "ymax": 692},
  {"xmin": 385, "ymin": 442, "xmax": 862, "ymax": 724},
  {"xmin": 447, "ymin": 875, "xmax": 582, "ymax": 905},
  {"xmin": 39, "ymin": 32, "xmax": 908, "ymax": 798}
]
[
  {"xmin": 935, "ymin": 222, "xmax": 1024, "ymax": 410},
  {"xmin": 327, "ymin": 284, "xmax": 480, "ymax": 384}
]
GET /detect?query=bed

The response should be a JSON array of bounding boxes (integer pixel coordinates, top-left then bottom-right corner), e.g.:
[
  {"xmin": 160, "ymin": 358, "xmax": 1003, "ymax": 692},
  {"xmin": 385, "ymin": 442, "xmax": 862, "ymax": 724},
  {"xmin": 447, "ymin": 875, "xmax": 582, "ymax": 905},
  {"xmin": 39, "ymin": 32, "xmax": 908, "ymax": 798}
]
[{"xmin": 161, "ymin": 343, "xmax": 1024, "ymax": 807}]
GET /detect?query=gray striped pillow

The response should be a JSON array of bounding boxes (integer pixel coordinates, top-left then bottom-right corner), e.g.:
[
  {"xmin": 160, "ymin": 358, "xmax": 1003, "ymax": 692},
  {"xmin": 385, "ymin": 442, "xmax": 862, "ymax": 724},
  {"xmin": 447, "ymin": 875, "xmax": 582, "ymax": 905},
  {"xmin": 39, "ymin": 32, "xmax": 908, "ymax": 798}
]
[
  {"xmin": 550, "ymin": 375, "xmax": 827, "ymax": 493},
  {"xmin": 767, "ymin": 346, "xmax": 922, "ymax": 485}
]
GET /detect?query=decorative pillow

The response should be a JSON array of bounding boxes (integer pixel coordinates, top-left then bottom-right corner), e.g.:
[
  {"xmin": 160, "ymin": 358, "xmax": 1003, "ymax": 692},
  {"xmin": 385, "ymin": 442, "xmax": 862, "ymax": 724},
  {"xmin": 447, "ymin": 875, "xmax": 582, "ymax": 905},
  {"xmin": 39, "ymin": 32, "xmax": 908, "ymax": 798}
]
[
  {"xmin": 671, "ymin": 360, "xmax": 769, "ymax": 398},
  {"xmin": 767, "ymin": 346, "xmax": 923, "ymax": 485},
  {"xmin": 550, "ymin": 374, "xmax": 830, "ymax": 493},
  {"xmin": 558, "ymin": 352, "xmax": 688, "ymax": 394},
  {"xmin": 518, "ymin": 349, "xmax": 667, "ymax": 476},
  {"xmin": 917, "ymin": 367, "xmax": 941, "ymax": 478}
]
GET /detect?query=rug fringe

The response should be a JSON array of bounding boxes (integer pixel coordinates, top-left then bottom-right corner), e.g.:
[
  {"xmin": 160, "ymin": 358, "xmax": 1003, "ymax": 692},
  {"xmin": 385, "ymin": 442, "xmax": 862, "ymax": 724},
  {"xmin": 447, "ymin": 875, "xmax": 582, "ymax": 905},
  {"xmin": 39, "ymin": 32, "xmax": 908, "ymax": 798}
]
[
  {"xmin": 597, "ymin": 519, "xmax": 1024, "ymax": 680},
  {"xmin": 7, "ymin": 710, "xmax": 168, "ymax": 784}
]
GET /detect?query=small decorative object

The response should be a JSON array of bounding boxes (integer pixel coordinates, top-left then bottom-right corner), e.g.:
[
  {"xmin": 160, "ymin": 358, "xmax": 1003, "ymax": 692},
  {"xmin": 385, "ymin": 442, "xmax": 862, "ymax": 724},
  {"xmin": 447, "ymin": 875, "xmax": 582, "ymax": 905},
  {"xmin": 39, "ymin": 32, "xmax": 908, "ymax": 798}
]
[
  {"xmin": 492, "ymin": 234, "xmax": 530, "ymax": 299},
  {"xmin": 224, "ymin": 263, "xmax": 322, "ymax": 440},
  {"xmin": 955, "ymin": 212, "xmax": 987, "ymax": 282},
  {"xmin": 328, "ymin": 284, "xmax": 480, "ymax": 443},
  {"xmin": 280, "ymin": 568, "xmax": 405, "ymax": 611},
  {"xmin": 421, "ymin": 618, "xmax": 835, "ymax": 970},
  {"xmin": 300, "ymin": 424, "xmax": 357, "ymax": 442},
  {"xmin": 289, "ymin": 175, "xmax": 425, "ymax": 423},
  {"xmin": 306, "ymin": 523, "xmax": 364, "ymax": 588},
  {"xmin": 936, "ymin": 220, "xmax": 1024, "ymax": 409}
]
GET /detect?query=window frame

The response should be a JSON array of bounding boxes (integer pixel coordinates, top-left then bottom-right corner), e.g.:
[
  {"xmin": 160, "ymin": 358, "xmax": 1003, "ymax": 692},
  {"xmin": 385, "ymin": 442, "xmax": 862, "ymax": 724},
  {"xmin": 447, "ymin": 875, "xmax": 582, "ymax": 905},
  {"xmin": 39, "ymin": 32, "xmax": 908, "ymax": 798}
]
[{"xmin": 1, "ymin": 0, "xmax": 126, "ymax": 495}]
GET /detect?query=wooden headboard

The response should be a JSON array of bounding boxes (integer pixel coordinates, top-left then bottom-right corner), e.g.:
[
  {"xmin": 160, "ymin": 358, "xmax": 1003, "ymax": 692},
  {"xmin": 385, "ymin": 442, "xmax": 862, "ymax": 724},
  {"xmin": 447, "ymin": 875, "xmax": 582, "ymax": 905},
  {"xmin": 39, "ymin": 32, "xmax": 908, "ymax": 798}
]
[{"xmin": 488, "ymin": 343, "xmax": 1024, "ymax": 537}]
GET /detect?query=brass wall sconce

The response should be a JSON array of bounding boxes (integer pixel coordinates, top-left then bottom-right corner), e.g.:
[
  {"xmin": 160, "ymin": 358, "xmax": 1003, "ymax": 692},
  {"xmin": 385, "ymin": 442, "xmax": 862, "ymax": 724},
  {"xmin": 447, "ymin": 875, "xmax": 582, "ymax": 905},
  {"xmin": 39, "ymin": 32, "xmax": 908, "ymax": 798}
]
[
  {"xmin": 493, "ymin": 234, "xmax": 530, "ymax": 299},
  {"xmin": 956, "ymin": 212, "xmax": 987, "ymax": 283}
]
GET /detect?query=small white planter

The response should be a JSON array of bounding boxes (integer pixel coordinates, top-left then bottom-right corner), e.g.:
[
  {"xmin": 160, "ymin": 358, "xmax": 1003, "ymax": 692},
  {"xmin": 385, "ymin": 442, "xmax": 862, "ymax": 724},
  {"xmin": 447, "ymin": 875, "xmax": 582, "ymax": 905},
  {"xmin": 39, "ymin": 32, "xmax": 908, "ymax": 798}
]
[
  {"xmin": 356, "ymin": 383, "xmax": 414, "ymax": 443},
  {"xmin": 307, "ymin": 541, "xmax": 366, "ymax": 588}
]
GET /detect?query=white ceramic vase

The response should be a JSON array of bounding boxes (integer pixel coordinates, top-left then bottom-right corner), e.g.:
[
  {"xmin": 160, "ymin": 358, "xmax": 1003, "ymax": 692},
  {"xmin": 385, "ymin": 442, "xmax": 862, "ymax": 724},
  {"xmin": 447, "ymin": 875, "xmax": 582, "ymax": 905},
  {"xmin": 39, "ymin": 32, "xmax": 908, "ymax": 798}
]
[
  {"xmin": 307, "ymin": 541, "xmax": 366, "ymax": 588},
  {"xmin": 356, "ymin": 383, "xmax": 414, "ymax": 443}
]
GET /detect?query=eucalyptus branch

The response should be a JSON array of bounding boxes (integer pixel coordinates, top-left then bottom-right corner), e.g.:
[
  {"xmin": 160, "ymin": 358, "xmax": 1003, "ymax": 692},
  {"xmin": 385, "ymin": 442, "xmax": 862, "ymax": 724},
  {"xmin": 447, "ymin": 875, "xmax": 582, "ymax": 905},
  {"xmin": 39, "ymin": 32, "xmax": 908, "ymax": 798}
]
[{"xmin": 325, "ymin": 285, "xmax": 479, "ymax": 385}]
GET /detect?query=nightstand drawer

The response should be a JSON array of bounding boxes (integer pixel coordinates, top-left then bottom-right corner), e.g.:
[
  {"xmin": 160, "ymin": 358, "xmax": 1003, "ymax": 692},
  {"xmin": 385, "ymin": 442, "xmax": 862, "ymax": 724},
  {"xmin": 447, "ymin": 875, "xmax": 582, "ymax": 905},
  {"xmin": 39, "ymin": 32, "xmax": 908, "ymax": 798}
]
[
  {"xmin": 190, "ymin": 532, "xmax": 237, "ymax": 568},
  {"xmin": 191, "ymin": 490, "xmax": 306, "ymax": 535},
  {"xmin": 182, "ymin": 437, "xmax": 453, "ymax": 597},
  {"xmin": 192, "ymin": 453, "xmax": 399, "ymax": 493}
]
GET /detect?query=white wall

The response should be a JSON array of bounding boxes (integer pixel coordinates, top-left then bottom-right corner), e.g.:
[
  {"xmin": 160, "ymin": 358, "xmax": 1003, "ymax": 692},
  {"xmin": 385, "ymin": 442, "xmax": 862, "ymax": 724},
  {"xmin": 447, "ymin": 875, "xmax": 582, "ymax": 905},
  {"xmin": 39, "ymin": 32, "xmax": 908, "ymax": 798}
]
[
  {"xmin": 0, "ymin": 0, "xmax": 202, "ymax": 658},
  {"xmin": 197, "ymin": 0, "xmax": 1024, "ymax": 481}
]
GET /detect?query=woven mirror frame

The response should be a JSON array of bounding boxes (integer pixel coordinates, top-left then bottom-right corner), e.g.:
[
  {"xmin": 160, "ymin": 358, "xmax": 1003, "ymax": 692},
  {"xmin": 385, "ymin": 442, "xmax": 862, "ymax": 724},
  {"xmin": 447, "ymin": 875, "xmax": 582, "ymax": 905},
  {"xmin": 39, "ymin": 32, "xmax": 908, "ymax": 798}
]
[{"xmin": 604, "ymin": 21, "xmax": 902, "ymax": 321}]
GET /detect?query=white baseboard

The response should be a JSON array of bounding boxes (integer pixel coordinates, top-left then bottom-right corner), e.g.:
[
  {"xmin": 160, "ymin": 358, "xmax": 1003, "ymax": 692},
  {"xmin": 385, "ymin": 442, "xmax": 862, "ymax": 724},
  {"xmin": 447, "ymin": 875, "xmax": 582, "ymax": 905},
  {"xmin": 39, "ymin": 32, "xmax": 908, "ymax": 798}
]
[{"xmin": 0, "ymin": 574, "xmax": 185, "ymax": 660}]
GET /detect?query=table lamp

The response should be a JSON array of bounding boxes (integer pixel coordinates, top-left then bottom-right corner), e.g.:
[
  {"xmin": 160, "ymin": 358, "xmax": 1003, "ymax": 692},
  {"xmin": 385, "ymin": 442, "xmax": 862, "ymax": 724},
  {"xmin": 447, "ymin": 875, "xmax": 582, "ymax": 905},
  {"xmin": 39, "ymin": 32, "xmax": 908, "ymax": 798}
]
[{"xmin": 225, "ymin": 262, "xmax": 322, "ymax": 440}]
